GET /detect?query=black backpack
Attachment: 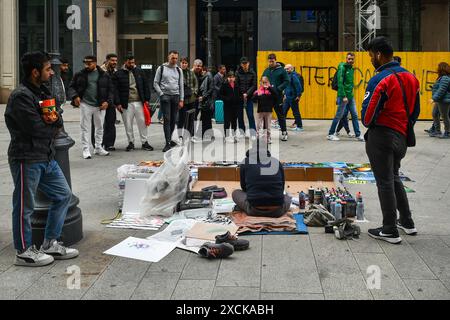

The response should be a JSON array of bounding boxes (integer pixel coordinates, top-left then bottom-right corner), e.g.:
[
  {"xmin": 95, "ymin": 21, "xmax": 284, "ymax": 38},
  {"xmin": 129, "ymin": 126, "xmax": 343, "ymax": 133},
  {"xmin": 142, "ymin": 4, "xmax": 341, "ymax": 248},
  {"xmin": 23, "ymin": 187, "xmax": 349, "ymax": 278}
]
[
  {"xmin": 158, "ymin": 65, "xmax": 187, "ymax": 96},
  {"xmin": 331, "ymin": 73, "xmax": 339, "ymax": 91},
  {"xmin": 331, "ymin": 65, "xmax": 346, "ymax": 91}
]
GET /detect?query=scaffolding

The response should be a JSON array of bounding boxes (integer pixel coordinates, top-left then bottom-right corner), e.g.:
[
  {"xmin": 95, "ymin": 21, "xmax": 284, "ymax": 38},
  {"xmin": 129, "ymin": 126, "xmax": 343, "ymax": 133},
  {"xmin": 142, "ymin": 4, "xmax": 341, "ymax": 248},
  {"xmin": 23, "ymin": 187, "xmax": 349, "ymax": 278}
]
[{"xmin": 355, "ymin": 0, "xmax": 378, "ymax": 51}]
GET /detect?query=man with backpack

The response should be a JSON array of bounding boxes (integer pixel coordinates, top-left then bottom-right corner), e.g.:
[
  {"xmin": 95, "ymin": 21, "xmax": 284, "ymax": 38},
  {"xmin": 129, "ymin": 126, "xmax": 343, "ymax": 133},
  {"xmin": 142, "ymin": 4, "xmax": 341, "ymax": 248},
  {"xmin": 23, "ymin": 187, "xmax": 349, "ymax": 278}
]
[
  {"xmin": 178, "ymin": 57, "xmax": 198, "ymax": 140},
  {"xmin": 283, "ymin": 64, "xmax": 304, "ymax": 132},
  {"xmin": 328, "ymin": 52, "xmax": 364, "ymax": 142},
  {"xmin": 154, "ymin": 51, "xmax": 184, "ymax": 152}
]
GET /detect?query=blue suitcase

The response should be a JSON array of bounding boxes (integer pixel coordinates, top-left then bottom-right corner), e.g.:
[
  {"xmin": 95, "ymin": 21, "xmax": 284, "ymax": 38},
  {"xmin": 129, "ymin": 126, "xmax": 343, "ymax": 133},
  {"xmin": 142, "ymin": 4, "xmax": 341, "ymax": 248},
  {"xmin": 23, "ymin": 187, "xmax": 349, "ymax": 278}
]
[{"xmin": 215, "ymin": 100, "xmax": 224, "ymax": 124}]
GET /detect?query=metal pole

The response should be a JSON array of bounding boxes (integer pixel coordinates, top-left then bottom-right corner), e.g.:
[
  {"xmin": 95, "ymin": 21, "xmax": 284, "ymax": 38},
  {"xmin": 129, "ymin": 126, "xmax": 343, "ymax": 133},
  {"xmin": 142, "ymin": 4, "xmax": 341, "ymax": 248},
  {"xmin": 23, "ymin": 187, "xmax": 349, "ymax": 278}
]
[{"xmin": 207, "ymin": 1, "xmax": 213, "ymax": 68}]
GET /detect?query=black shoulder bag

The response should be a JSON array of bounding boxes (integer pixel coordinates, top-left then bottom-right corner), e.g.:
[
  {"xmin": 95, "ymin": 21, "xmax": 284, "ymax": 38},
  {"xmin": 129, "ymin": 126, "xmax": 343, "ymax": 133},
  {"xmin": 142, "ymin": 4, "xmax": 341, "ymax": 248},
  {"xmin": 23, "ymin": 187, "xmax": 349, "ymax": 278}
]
[{"xmin": 389, "ymin": 69, "xmax": 416, "ymax": 147}]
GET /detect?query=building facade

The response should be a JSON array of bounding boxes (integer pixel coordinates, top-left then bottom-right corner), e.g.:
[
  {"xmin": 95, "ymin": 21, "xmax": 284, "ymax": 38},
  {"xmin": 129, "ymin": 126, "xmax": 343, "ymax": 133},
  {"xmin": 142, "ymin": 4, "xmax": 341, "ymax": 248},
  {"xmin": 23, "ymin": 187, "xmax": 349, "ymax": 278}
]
[{"xmin": 1, "ymin": 0, "xmax": 449, "ymax": 103}]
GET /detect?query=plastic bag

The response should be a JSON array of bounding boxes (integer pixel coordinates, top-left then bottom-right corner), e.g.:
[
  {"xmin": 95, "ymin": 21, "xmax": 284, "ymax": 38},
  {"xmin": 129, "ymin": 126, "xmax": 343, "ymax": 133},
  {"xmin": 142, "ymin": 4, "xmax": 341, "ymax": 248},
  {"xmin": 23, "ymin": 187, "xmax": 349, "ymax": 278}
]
[
  {"xmin": 143, "ymin": 101, "xmax": 151, "ymax": 126},
  {"xmin": 140, "ymin": 146, "xmax": 190, "ymax": 217}
]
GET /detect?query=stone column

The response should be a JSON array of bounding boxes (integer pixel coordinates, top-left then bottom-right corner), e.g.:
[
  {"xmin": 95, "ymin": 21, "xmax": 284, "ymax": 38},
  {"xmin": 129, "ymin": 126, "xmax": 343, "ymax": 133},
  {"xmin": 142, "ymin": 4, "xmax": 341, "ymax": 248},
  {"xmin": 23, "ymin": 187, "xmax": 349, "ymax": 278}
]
[
  {"xmin": 0, "ymin": 0, "xmax": 17, "ymax": 103},
  {"xmin": 258, "ymin": 0, "xmax": 282, "ymax": 51},
  {"xmin": 168, "ymin": 0, "xmax": 189, "ymax": 57}
]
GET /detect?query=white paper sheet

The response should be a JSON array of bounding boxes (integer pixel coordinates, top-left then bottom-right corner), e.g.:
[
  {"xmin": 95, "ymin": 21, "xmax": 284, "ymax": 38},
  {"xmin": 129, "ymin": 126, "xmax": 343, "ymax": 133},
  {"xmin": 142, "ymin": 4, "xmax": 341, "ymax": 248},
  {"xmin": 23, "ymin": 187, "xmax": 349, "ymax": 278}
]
[
  {"xmin": 103, "ymin": 237, "xmax": 177, "ymax": 263},
  {"xmin": 212, "ymin": 199, "xmax": 236, "ymax": 214},
  {"xmin": 122, "ymin": 179, "xmax": 148, "ymax": 215},
  {"xmin": 148, "ymin": 219, "xmax": 198, "ymax": 243}
]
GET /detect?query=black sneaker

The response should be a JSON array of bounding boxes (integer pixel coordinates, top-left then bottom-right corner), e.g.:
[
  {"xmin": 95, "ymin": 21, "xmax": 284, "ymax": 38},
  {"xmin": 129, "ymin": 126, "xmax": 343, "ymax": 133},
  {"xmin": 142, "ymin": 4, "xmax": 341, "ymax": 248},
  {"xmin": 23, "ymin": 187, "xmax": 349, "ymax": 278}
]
[
  {"xmin": 142, "ymin": 142, "xmax": 154, "ymax": 151},
  {"xmin": 126, "ymin": 142, "xmax": 135, "ymax": 152},
  {"xmin": 429, "ymin": 131, "xmax": 442, "ymax": 137},
  {"xmin": 105, "ymin": 146, "xmax": 116, "ymax": 152},
  {"xmin": 368, "ymin": 227, "xmax": 402, "ymax": 244},
  {"xmin": 396, "ymin": 220, "xmax": 417, "ymax": 235},
  {"xmin": 215, "ymin": 231, "xmax": 249, "ymax": 251},
  {"xmin": 169, "ymin": 140, "xmax": 178, "ymax": 147},
  {"xmin": 162, "ymin": 144, "xmax": 171, "ymax": 153},
  {"xmin": 198, "ymin": 242, "xmax": 234, "ymax": 259}
]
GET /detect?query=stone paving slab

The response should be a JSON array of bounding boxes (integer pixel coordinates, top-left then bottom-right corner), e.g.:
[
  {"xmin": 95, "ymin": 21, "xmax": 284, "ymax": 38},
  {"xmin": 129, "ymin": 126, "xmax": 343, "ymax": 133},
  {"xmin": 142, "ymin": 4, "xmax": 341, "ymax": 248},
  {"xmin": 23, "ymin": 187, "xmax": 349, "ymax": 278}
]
[
  {"xmin": 211, "ymin": 286, "xmax": 260, "ymax": 300},
  {"xmin": 310, "ymin": 234, "xmax": 372, "ymax": 300},
  {"xmin": 260, "ymin": 293, "xmax": 325, "ymax": 300},
  {"xmin": 403, "ymin": 279, "xmax": 450, "ymax": 300},
  {"xmin": 261, "ymin": 235, "xmax": 322, "ymax": 294},
  {"xmin": 215, "ymin": 235, "xmax": 262, "ymax": 287},
  {"xmin": 378, "ymin": 239, "xmax": 437, "ymax": 280},
  {"xmin": 131, "ymin": 271, "xmax": 180, "ymax": 300},
  {"xmin": 81, "ymin": 257, "xmax": 150, "ymax": 300},
  {"xmin": 405, "ymin": 236, "xmax": 450, "ymax": 280},
  {"xmin": 180, "ymin": 253, "xmax": 221, "ymax": 281},
  {"xmin": 171, "ymin": 280, "xmax": 215, "ymax": 300},
  {"xmin": 148, "ymin": 248, "xmax": 190, "ymax": 274},
  {"xmin": 353, "ymin": 253, "xmax": 414, "ymax": 300},
  {"xmin": 0, "ymin": 263, "xmax": 55, "ymax": 300},
  {"xmin": 17, "ymin": 230, "xmax": 128, "ymax": 300}
]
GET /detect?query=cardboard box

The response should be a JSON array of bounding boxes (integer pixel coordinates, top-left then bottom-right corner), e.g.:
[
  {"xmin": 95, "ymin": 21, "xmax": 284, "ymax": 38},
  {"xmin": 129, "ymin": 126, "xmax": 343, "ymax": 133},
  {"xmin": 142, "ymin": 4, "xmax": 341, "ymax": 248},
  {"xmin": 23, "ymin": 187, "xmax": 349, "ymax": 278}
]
[
  {"xmin": 194, "ymin": 166, "xmax": 335, "ymax": 196},
  {"xmin": 197, "ymin": 166, "xmax": 333, "ymax": 182}
]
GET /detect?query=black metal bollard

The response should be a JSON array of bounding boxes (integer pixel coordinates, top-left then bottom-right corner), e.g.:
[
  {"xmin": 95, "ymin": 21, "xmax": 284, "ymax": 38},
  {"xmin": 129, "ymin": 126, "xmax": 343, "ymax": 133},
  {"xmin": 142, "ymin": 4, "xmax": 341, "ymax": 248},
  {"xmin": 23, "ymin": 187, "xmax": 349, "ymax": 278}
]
[{"xmin": 31, "ymin": 127, "xmax": 84, "ymax": 247}]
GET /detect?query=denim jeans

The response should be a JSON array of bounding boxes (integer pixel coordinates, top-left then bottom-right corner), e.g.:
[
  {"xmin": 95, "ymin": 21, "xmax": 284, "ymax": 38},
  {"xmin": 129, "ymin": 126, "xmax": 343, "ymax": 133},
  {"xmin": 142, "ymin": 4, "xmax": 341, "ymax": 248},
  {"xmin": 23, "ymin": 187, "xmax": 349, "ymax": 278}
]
[
  {"xmin": 336, "ymin": 106, "xmax": 350, "ymax": 133},
  {"xmin": 328, "ymin": 97, "xmax": 361, "ymax": 137},
  {"xmin": 365, "ymin": 126, "xmax": 414, "ymax": 233},
  {"xmin": 238, "ymin": 99, "xmax": 257, "ymax": 134},
  {"xmin": 283, "ymin": 98, "xmax": 303, "ymax": 128},
  {"xmin": 274, "ymin": 103, "xmax": 287, "ymax": 132},
  {"xmin": 9, "ymin": 160, "xmax": 72, "ymax": 252},
  {"xmin": 160, "ymin": 94, "xmax": 180, "ymax": 144}
]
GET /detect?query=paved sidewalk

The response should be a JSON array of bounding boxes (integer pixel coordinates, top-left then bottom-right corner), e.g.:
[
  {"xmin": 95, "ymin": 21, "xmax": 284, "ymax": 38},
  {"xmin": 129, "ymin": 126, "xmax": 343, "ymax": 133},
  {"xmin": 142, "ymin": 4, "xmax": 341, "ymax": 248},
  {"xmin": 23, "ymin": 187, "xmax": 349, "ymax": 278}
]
[{"xmin": 0, "ymin": 104, "xmax": 449, "ymax": 300}]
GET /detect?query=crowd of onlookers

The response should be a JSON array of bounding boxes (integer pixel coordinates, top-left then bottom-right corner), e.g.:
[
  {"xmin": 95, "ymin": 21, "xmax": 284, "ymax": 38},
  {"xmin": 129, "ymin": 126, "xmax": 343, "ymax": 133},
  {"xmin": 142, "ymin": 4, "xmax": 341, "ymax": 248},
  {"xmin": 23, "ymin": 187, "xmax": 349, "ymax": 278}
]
[{"xmin": 52, "ymin": 49, "xmax": 450, "ymax": 160}]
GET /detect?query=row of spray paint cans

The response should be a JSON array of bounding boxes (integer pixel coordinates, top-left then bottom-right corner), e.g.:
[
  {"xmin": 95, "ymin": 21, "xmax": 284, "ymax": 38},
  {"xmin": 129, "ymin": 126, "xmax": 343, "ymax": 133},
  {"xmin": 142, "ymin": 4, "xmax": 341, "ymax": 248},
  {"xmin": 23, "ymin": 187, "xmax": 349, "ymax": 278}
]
[{"xmin": 298, "ymin": 187, "xmax": 365, "ymax": 220}]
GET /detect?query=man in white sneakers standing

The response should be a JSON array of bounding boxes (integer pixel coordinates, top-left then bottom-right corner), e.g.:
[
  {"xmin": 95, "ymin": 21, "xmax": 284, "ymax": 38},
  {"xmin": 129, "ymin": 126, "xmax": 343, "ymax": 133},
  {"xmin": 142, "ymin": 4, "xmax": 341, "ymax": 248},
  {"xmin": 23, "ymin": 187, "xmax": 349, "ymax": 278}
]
[
  {"xmin": 114, "ymin": 55, "xmax": 153, "ymax": 152},
  {"xmin": 69, "ymin": 55, "xmax": 114, "ymax": 159}
]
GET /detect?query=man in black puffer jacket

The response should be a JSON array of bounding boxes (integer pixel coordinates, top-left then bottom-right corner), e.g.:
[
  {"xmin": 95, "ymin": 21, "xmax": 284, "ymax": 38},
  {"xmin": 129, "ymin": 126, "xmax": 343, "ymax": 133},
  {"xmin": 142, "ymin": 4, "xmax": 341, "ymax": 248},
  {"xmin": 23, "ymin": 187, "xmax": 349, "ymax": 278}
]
[
  {"xmin": 5, "ymin": 51, "xmax": 79, "ymax": 267},
  {"xmin": 232, "ymin": 141, "xmax": 291, "ymax": 217},
  {"xmin": 236, "ymin": 57, "xmax": 257, "ymax": 139},
  {"xmin": 113, "ymin": 55, "xmax": 153, "ymax": 152},
  {"xmin": 68, "ymin": 55, "xmax": 114, "ymax": 159}
]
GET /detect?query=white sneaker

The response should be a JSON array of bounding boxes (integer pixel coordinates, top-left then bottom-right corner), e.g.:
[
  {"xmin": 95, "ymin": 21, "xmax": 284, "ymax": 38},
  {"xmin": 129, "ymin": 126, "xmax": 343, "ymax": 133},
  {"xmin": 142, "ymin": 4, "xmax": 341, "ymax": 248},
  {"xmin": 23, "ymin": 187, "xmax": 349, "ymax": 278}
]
[
  {"xmin": 14, "ymin": 245, "xmax": 54, "ymax": 267},
  {"xmin": 94, "ymin": 147, "xmax": 110, "ymax": 156},
  {"xmin": 192, "ymin": 136, "xmax": 203, "ymax": 143},
  {"xmin": 225, "ymin": 136, "xmax": 236, "ymax": 144},
  {"xmin": 327, "ymin": 134, "xmax": 340, "ymax": 141},
  {"xmin": 41, "ymin": 240, "xmax": 79, "ymax": 260},
  {"xmin": 281, "ymin": 132, "xmax": 288, "ymax": 141},
  {"xmin": 245, "ymin": 130, "xmax": 251, "ymax": 139},
  {"xmin": 235, "ymin": 130, "xmax": 244, "ymax": 140},
  {"xmin": 82, "ymin": 149, "xmax": 92, "ymax": 159},
  {"xmin": 347, "ymin": 133, "xmax": 356, "ymax": 138},
  {"xmin": 355, "ymin": 136, "xmax": 365, "ymax": 142}
]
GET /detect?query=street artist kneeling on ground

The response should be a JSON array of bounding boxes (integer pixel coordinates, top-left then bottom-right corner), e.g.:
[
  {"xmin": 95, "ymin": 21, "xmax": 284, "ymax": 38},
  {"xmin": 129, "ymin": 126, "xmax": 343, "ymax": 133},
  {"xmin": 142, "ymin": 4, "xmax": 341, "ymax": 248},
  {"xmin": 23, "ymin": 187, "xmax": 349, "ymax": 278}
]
[{"xmin": 232, "ymin": 141, "xmax": 291, "ymax": 217}]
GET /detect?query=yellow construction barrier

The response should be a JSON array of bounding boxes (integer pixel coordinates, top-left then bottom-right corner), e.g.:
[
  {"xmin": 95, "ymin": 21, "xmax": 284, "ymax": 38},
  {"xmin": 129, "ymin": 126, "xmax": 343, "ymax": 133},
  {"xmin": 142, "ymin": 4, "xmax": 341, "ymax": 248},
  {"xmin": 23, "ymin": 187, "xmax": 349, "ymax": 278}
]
[{"xmin": 257, "ymin": 51, "xmax": 450, "ymax": 120}]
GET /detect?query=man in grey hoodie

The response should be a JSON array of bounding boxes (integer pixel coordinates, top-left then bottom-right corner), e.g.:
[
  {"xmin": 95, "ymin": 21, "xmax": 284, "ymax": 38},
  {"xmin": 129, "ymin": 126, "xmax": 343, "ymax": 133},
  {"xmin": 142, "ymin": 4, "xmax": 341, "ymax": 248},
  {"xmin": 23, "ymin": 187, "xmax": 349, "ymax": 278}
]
[{"xmin": 154, "ymin": 51, "xmax": 184, "ymax": 152}]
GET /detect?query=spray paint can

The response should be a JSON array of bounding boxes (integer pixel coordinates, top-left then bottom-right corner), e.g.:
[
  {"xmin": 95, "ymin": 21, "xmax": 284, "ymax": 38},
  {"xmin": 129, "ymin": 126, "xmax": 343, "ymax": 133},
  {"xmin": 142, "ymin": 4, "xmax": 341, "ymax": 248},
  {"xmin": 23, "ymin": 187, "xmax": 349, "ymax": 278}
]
[
  {"xmin": 308, "ymin": 187, "xmax": 315, "ymax": 204},
  {"xmin": 314, "ymin": 188, "xmax": 322, "ymax": 204},
  {"xmin": 330, "ymin": 197, "xmax": 336, "ymax": 218},
  {"xmin": 299, "ymin": 191, "xmax": 306, "ymax": 210},
  {"xmin": 356, "ymin": 192, "xmax": 365, "ymax": 220},
  {"xmin": 334, "ymin": 200, "xmax": 342, "ymax": 220}
]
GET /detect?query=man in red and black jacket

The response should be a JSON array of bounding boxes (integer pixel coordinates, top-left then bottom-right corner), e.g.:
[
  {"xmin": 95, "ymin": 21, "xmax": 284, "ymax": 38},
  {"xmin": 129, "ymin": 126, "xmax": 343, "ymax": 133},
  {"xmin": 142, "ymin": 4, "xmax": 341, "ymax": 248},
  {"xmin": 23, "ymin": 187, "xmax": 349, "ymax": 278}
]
[{"xmin": 361, "ymin": 37, "xmax": 420, "ymax": 244}]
